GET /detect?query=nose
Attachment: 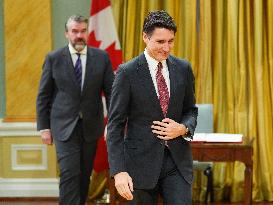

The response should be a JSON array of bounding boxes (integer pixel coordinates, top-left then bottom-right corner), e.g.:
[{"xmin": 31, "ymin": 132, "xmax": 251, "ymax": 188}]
[
  {"xmin": 162, "ymin": 43, "xmax": 171, "ymax": 52},
  {"xmin": 77, "ymin": 32, "xmax": 83, "ymax": 38}
]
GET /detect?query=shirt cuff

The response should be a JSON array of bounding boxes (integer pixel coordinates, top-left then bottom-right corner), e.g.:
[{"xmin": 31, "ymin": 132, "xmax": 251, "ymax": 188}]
[
  {"xmin": 183, "ymin": 136, "xmax": 192, "ymax": 141},
  {"xmin": 39, "ymin": 129, "xmax": 50, "ymax": 133}
]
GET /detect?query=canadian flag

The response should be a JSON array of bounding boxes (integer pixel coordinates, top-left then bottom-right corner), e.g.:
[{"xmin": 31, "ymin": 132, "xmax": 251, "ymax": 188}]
[{"xmin": 88, "ymin": 0, "xmax": 122, "ymax": 173}]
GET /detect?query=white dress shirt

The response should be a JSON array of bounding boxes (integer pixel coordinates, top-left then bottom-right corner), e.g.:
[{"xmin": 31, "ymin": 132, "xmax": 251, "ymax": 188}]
[
  {"xmin": 144, "ymin": 49, "xmax": 170, "ymax": 97},
  {"xmin": 68, "ymin": 43, "xmax": 87, "ymax": 90}
]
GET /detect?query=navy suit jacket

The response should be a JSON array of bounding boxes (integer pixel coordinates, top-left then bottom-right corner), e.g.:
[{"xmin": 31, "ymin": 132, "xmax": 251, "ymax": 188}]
[
  {"xmin": 107, "ymin": 53, "xmax": 198, "ymax": 189},
  {"xmin": 36, "ymin": 46, "xmax": 114, "ymax": 142}
]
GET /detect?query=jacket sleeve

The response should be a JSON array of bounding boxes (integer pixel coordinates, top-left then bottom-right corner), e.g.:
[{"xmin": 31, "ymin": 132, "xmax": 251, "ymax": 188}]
[
  {"xmin": 180, "ymin": 63, "xmax": 198, "ymax": 138},
  {"xmin": 102, "ymin": 53, "xmax": 114, "ymax": 111},
  {"xmin": 36, "ymin": 54, "xmax": 54, "ymax": 131},
  {"xmin": 106, "ymin": 65, "xmax": 130, "ymax": 177}
]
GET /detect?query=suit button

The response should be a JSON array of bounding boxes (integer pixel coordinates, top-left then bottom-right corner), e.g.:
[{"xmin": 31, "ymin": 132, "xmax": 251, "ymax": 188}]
[{"xmin": 79, "ymin": 112, "xmax": 83, "ymax": 119}]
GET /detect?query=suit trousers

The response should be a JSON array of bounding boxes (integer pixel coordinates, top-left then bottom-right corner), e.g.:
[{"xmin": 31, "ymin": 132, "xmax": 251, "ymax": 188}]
[
  {"xmin": 54, "ymin": 119, "xmax": 97, "ymax": 205},
  {"xmin": 128, "ymin": 148, "xmax": 192, "ymax": 205}
]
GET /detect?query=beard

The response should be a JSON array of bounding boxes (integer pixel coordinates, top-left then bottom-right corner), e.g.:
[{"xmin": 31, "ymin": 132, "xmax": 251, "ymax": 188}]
[{"xmin": 73, "ymin": 38, "xmax": 86, "ymax": 52}]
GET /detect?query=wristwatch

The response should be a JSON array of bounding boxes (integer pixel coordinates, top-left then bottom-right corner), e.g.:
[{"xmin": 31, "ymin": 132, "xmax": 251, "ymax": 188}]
[{"xmin": 184, "ymin": 125, "xmax": 189, "ymax": 135}]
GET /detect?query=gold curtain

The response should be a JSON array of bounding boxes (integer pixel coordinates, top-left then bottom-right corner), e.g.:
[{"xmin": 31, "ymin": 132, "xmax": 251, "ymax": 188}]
[{"xmin": 110, "ymin": 0, "xmax": 273, "ymax": 202}]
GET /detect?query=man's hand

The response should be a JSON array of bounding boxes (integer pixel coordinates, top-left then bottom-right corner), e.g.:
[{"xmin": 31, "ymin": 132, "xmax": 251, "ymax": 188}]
[
  {"xmin": 114, "ymin": 172, "xmax": 134, "ymax": 200},
  {"xmin": 41, "ymin": 130, "xmax": 53, "ymax": 145},
  {"xmin": 151, "ymin": 118, "xmax": 187, "ymax": 140}
]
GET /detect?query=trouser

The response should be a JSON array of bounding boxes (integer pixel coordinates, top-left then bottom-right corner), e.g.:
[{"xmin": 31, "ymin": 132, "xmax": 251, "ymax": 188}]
[
  {"xmin": 54, "ymin": 119, "xmax": 98, "ymax": 205},
  {"xmin": 128, "ymin": 148, "xmax": 192, "ymax": 205}
]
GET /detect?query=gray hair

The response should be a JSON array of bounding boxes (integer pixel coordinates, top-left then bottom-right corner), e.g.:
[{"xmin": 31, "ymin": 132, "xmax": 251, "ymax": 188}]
[{"xmin": 65, "ymin": 15, "xmax": 88, "ymax": 32}]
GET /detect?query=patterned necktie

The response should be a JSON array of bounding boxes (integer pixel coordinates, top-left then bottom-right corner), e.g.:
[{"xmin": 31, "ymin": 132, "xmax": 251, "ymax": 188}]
[
  {"xmin": 74, "ymin": 53, "xmax": 82, "ymax": 87},
  {"xmin": 156, "ymin": 62, "xmax": 169, "ymax": 117}
]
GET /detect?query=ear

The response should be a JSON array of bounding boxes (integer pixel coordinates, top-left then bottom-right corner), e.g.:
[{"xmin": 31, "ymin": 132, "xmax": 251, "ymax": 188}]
[
  {"xmin": 65, "ymin": 31, "xmax": 68, "ymax": 39},
  {"xmin": 143, "ymin": 32, "xmax": 148, "ymax": 43}
]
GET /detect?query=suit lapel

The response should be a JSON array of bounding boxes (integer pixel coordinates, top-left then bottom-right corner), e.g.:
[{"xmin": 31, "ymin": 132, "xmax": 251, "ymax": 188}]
[
  {"xmin": 62, "ymin": 46, "xmax": 81, "ymax": 92},
  {"xmin": 137, "ymin": 54, "xmax": 163, "ymax": 117},
  {"xmin": 82, "ymin": 48, "xmax": 95, "ymax": 95},
  {"xmin": 166, "ymin": 57, "xmax": 178, "ymax": 118}
]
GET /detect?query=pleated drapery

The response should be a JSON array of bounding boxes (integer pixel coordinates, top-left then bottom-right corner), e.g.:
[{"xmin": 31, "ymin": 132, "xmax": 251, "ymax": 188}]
[{"xmin": 110, "ymin": 0, "xmax": 273, "ymax": 202}]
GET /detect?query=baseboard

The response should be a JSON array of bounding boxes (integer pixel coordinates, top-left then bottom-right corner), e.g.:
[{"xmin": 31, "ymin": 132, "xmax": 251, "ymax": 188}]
[{"xmin": 0, "ymin": 178, "xmax": 59, "ymax": 197}]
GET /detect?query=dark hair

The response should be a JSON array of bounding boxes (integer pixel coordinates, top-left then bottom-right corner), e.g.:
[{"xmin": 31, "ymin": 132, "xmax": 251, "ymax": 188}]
[
  {"xmin": 65, "ymin": 15, "xmax": 88, "ymax": 32},
  {"xmin": 142, "ymin": 10, "xmax": 177, "ymax": 36}
]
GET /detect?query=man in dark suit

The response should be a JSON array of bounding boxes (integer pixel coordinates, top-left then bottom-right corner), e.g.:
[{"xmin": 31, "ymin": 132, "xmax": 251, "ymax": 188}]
[
  {"xmin": 107, "ymin": 10, "xmax": 198, "ymax": 205},
  {"xmin": 36, "ymin": 15, "xmax": 114, "ymax": 205}
]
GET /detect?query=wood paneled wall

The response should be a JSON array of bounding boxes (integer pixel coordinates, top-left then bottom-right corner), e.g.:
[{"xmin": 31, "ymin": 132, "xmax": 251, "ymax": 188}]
[{"xmin": 4, "ymin": 0, "xmax": 52, "ymax": 121}]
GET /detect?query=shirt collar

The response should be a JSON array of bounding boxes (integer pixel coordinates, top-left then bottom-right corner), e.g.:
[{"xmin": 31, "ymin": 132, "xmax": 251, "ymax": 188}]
[
  {"xmin": 144, "ymin": 49, "xmax": 167, "ymax": 70},
  {"xmin": 68, "ymin": 43, "xmax": 87, "ymax": 55}
]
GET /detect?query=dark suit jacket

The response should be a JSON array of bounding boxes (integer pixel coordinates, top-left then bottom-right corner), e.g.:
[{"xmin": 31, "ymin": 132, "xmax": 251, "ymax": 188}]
[
  {"xmin": 36, "ymin": 46, "xmax": 114, "ymax": 142},
  {"xmin": 107, "ymin": 53, "xmax": 198, "ymax": 189}
]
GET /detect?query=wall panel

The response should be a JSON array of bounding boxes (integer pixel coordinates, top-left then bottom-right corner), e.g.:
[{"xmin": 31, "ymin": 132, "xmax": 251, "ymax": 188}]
[
  {"xmin": 4, "ymin": 0, "xmax": 52, "ymax": 121},
  {"xmin": 0, "ymin": 0, "xmax": 5, "ymax": 118}
]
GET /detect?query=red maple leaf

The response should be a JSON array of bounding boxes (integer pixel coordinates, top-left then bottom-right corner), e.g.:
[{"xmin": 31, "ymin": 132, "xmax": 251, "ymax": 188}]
[
  {"xmin": 88, "ymin": 31, "xmax": 102, "ymax": 48},
  {"xmin": 105, "ymin": 42, "xmax": 123, "ymax": 71}
]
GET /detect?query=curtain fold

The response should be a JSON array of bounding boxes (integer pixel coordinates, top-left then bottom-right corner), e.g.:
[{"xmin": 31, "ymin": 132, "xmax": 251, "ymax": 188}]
[{"xmin": 110, "ymin": 0, "xmax": 273, "ymax": 202}]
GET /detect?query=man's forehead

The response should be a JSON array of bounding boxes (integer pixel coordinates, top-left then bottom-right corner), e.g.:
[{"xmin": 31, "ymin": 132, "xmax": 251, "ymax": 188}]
[
  {"xmin": 149, "ymin": 27, "xmax": 174, "ymax": 34},
  {"xmin": 68, "ymin": 21, "xmax": 87, "ymax": 29},
  {"xmin": 149, "ymin": 29, "xmax": 175, "ymax": 40}
]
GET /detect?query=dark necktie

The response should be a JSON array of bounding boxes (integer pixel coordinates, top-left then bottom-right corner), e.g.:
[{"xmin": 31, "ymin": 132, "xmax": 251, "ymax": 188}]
[
  {"xmin": 74, "ymin": 53, "xmax": 82, "ymax": 87},
  {"xmin": 156, "ymin": 62, "xmax": 169, "ymax": 117}
]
